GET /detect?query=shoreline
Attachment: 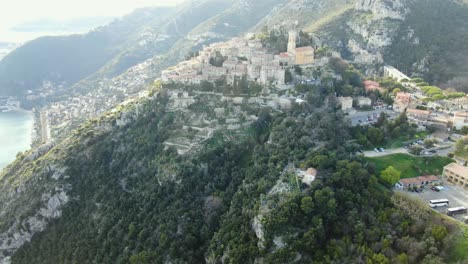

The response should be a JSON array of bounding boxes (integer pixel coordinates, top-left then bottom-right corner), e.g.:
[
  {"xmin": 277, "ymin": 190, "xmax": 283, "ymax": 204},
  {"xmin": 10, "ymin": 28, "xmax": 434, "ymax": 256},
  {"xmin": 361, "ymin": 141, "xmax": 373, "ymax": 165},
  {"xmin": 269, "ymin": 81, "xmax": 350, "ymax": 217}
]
[{"xmin": 0, "ymin": 108, "xmax": 35, "ymax": 172}]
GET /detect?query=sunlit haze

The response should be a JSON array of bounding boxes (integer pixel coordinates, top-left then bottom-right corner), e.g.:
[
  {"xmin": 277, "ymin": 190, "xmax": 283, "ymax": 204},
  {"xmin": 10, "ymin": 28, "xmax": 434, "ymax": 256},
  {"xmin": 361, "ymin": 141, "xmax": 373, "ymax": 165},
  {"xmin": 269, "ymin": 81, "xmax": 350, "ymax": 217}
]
[{"xmin": 0, "ymin": 0, "xmax": 184, "ymax": 42}]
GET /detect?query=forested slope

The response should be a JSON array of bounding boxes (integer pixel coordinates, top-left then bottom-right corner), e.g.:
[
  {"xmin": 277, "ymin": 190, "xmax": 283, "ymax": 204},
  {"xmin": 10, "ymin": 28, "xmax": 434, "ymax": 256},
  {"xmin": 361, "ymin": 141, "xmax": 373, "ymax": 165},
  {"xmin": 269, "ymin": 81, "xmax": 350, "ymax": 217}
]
[
  {"xmin": 0, "ymin": 82, "xmax": 464, "ymax": 263},
  {"xmin": 317, "ymin": 0, "xmax": 468, "ymax": 92},
  {"xmin": 385, "ymin": 0, "xmax": 468, "ymax": 92}
]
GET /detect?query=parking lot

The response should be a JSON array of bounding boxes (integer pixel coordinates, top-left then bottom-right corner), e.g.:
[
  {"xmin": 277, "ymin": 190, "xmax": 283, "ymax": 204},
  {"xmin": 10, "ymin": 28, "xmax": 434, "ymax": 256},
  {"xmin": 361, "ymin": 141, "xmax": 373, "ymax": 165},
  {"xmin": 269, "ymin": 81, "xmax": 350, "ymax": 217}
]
[
  {"xmin": 349, "ymin": 109, "xmax": 397, "ymax": 126},
  {"xmin": 405, "ymin": 180, "xmax": 468, "ymax": 222}
]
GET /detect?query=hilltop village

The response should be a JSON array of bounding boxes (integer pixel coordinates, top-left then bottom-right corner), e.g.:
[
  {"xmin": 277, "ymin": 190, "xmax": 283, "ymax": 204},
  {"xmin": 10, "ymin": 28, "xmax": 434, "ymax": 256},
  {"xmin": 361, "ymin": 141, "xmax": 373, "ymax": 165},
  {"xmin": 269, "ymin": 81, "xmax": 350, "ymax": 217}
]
[
  {"xmin": 161, "ymin": 31, "xmax": 314, "ymax": 86},
  {"xmin": 154, "ymin": 31, "xmax": 468, "ymax": 207},
  {"xmin": 23, "ymin": 30, "xmax": 468, "ymax": 153}
]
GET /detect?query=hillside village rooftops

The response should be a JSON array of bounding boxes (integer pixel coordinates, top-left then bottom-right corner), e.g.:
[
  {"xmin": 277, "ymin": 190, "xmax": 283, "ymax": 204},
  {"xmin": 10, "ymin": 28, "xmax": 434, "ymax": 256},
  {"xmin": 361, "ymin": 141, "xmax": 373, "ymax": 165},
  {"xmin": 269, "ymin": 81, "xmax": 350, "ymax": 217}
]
[
  {"xmin": 444, "ymin": 163, "xmax": 468, "ymax": 176},
  {"xmin": 395, "ymin": 92, "xmax": 412, "ymax": 104},
  {"xmin": 363, "ymin": 80, "xmax": 385, "ymax": 92},
  {"xmin": 399, "ymin": 175, "xmax": 439, "ymax": 185}
]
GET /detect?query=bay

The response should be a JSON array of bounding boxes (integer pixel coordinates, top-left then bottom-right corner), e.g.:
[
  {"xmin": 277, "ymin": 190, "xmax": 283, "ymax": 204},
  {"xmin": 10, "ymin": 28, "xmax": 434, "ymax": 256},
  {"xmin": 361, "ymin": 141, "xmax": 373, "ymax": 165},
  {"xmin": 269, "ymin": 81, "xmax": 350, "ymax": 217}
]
[{"xmin": 0, "ymin": 111, "xmax": 34, "ymax": 170}]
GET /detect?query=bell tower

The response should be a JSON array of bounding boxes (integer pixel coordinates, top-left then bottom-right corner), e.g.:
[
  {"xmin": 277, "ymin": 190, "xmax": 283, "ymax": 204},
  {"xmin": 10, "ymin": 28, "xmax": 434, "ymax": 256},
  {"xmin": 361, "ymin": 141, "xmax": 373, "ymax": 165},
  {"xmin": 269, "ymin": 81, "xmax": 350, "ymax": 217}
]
[{"xmin": 287, "ymin": 31, "xmax": 297, "ymax": 53}]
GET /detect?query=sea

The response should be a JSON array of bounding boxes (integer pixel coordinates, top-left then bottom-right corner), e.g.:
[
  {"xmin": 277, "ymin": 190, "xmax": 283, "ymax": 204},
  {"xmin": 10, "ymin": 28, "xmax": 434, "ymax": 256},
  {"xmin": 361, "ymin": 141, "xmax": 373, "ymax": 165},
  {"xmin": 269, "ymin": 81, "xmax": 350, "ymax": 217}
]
[{"xmin": 0, "ymin": 110, "xmax": 34, "ymax": 171}]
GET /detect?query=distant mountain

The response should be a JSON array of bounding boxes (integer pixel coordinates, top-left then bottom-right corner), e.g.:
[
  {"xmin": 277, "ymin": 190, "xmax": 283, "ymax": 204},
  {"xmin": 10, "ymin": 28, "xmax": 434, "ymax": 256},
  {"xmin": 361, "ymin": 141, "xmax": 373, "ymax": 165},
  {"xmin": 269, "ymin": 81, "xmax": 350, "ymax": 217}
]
[
  {"xmin": 0, "ymin": 42, "xmax": 18, "ymax": 61},
  {"xmin": 10, "ymin": 17, "xmax": 116, "ymax": 33},
  {"xmin": 1, "ymin": 0, "xmax": 468, "ymax": 97},
  {"xmin": 0, "ymin": 7, "xmax": 177, "ymax": 96},
  {"xmin": 0, "ymin": 0, "xmax": 357, "ymax": 97}
]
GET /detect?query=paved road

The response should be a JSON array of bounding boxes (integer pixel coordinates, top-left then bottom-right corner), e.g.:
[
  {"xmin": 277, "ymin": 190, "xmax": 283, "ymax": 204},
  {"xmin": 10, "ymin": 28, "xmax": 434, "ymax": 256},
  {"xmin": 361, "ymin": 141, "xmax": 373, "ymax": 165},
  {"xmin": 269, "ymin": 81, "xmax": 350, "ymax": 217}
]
[
  {"xmin": 403, "ymin": 179, "xmax": 468, "ymax": 223},
  {"xmin": 363, "ymin": 148, "xmax": 408, "ymax": 157}
]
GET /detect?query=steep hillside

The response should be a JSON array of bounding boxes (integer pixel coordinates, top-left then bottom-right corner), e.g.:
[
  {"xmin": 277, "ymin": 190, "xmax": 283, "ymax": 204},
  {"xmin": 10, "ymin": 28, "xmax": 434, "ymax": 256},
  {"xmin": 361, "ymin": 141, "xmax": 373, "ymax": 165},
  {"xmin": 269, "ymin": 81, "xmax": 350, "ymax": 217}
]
[
  {"xmin": 385, "ymin": 0, "xmax": 468, "ymax": 92},
  {"xmin": 317, "ymin": 0, "xmax": 468, "ymax": 92},
  {"xmin": 252, "ymin": 0, "xmax": 357, "ymax": 32},
  {"xmin": 0, "ymin": 68, "xmax": 466, "ymax": 263}
]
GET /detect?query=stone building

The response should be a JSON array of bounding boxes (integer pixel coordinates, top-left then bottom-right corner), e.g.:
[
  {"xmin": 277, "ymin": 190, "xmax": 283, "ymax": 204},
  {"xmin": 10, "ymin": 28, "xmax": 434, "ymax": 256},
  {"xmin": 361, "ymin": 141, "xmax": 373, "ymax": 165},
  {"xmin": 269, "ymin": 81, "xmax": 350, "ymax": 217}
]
[
  {"xmin": 287, "ymin": 31, "xmax": 315, "ymax": 65},
  {"xmin": 406, "ymin": 108, "xmax": 431, "ymax": 122},
  {"xmin": 338, "ymin": 97, "xmax": 353, "ymax": 111},
  {"xmin": 453, "ymin": 111, "xmax": 468, "ymax": 130},
  {"xmin": 356, "ymin": 96, "xmax": 372, "ymax": 107},
  {"xmin": 396, "ymin": 175, "xmax": 440, "ymax": 190},
  {"xmin": 394, "ymin": 92, "xmax": 412, "ymax": 112},
  {"xmin": 443, "ymin": 163, "xmax": 468, "ymax": 189}
]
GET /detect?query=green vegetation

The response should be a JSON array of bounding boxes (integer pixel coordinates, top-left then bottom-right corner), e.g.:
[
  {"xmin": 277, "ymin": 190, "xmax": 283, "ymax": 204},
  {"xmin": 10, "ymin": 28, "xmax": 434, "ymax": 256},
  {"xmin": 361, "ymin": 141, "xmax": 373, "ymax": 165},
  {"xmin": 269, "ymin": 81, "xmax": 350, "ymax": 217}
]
[
  {"xmin": 380, "ymin": 166, "xmax": 401, "ymax": 186},
  {"xmin": 454, "ymin": 139, "xmax": 468, "ymax": 159},
  {"xmin": 305, "ymin": 2, "xmax": 356, "ymax": 33},
  {"xmin": 352, "ymin": 112, "xmax": 418, "ymax": 149},
  {"xmin": 420, "ymin": 86, "xmax": 447, "ymax": 101},
  {"xmin": 384, "ymin": 131, "xmax": 428, "ymax": 149},
  {"xmin": 448, "ymin": 225, "xmax": 468, "ymax": 262},
  {"xmin": 0, "ymin": 81, "xmax": 460, "ymax": 263},
  {"xmin": 386, "ymin": 0, "xmax": 468, "ymax": 93},
  {"xmin": 366, "ymin": 154, "xmax": 454, "ymax": 178}
]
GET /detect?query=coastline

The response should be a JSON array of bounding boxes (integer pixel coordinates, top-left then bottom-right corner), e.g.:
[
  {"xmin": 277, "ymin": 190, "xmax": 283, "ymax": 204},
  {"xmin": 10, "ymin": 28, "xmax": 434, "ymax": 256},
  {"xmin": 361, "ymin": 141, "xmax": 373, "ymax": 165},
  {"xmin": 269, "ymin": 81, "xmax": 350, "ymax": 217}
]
[{"xmin": 0, "ymin": 108, "xmax": 35, "ymax": 171}]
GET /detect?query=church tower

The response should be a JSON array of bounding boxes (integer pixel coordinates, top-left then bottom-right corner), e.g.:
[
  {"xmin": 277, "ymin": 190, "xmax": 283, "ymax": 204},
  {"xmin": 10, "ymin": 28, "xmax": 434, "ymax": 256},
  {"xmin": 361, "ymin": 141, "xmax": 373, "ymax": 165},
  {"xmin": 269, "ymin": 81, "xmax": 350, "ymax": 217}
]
[{"xmin": 287, "ymin": 31, "xmax": 297, "ymax": 53}]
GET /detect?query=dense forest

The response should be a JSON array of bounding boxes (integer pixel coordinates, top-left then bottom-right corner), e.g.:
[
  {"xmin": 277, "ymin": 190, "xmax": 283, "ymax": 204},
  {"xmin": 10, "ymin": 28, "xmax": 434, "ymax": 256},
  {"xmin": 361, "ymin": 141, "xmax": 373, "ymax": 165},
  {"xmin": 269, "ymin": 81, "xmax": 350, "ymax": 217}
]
[
  {"xmin": 385, "ymin": 0, "xmax": 468, "ymax": 92},
  {"xmin": 4, "ymin": 81, "xmax": 464, "ymax": 263}
]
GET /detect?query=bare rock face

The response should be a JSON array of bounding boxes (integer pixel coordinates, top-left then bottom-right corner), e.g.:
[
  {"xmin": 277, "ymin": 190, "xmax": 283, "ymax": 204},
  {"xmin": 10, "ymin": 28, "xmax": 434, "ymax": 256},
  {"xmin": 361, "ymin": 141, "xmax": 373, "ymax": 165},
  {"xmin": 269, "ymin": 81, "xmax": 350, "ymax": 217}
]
[
  {"xmin": 0, "ymin": 165, "xmax": 71, "ymax": 263},
  {"xmin": 347, "ymin": 39, "xmax": 384, "ymax": 64},
  {"xmin": 355, "ymin": 0, "xmax": 406, "ymax": 20},
  {"xmin": 342, "ymin": 0, "xmax": 408, "ymax": 67}
]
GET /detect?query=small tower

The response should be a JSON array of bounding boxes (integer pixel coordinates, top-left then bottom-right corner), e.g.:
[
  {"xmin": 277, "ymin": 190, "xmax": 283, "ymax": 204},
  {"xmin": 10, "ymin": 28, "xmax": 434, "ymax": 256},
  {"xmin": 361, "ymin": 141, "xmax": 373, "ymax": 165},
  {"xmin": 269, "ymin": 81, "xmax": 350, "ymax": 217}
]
[{"xmin": 287, "ymin": 31, "xmax": 297, "ymax": 53}]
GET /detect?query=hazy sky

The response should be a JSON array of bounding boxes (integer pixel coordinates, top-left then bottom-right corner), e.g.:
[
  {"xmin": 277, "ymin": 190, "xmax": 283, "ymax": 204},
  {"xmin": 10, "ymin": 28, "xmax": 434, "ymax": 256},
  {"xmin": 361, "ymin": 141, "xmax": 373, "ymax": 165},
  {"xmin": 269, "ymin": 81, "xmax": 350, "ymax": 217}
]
[{"xmin": 0, "ymin": 0, "xmax": 183, "ymax": 42}]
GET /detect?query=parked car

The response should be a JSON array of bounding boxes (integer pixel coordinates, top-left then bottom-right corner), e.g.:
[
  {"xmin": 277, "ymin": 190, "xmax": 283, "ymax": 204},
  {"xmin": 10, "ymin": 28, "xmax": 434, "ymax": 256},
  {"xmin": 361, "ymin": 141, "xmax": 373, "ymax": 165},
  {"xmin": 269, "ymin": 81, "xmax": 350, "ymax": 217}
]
[
  {"xmin": 431, "ymin": 186, "xmax": 440, "ymax": 192},
  {"xmin": 379, "ymin": 148, "xmax": 385, "ymax": 152},
  {"xmin": 374, "ymin": 148, "xmax": 379, "ymax": 152}
]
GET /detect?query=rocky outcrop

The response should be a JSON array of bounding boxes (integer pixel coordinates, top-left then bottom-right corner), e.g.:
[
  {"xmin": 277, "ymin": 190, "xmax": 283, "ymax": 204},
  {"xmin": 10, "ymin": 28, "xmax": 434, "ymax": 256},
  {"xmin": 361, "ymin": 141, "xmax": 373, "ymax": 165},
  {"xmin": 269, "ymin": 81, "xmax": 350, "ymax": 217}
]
[
  {"xmin": 355, "ymin": 0, "xmax": 406, "ymax": 20},
  {"xmin": 347, "ymin": 39, "xmax": 384, "ymax": 64},
  {"xmin": 0, "ymin": 165, "xmax": 70, "ymax": 263},
  {"xmin": 327, "ymin": 0, "xmax": 409, "ymax": 70}
]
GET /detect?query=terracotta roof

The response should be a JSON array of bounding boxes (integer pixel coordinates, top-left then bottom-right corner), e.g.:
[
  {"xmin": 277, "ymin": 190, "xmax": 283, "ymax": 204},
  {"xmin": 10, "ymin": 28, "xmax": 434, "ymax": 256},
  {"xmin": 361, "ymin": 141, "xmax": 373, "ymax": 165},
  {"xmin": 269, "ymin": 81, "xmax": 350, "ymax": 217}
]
[
  {"xmin": 279, "ymin": 52, "xmax": 290, "ymax": 58},
  {"xmin": 444, "ymin": 163, "xmax": 468, "ymax": 177},
  {"xmin": 295, "ymin": 46, "xmax": 314, "ymax": 52},
  {"xmin": 399, "ymin": 175, "xmax": 439, "ymax": 185},
  {"xmin": 363, "ymin": 80, "xmax": 385, "ymax": 92}
]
